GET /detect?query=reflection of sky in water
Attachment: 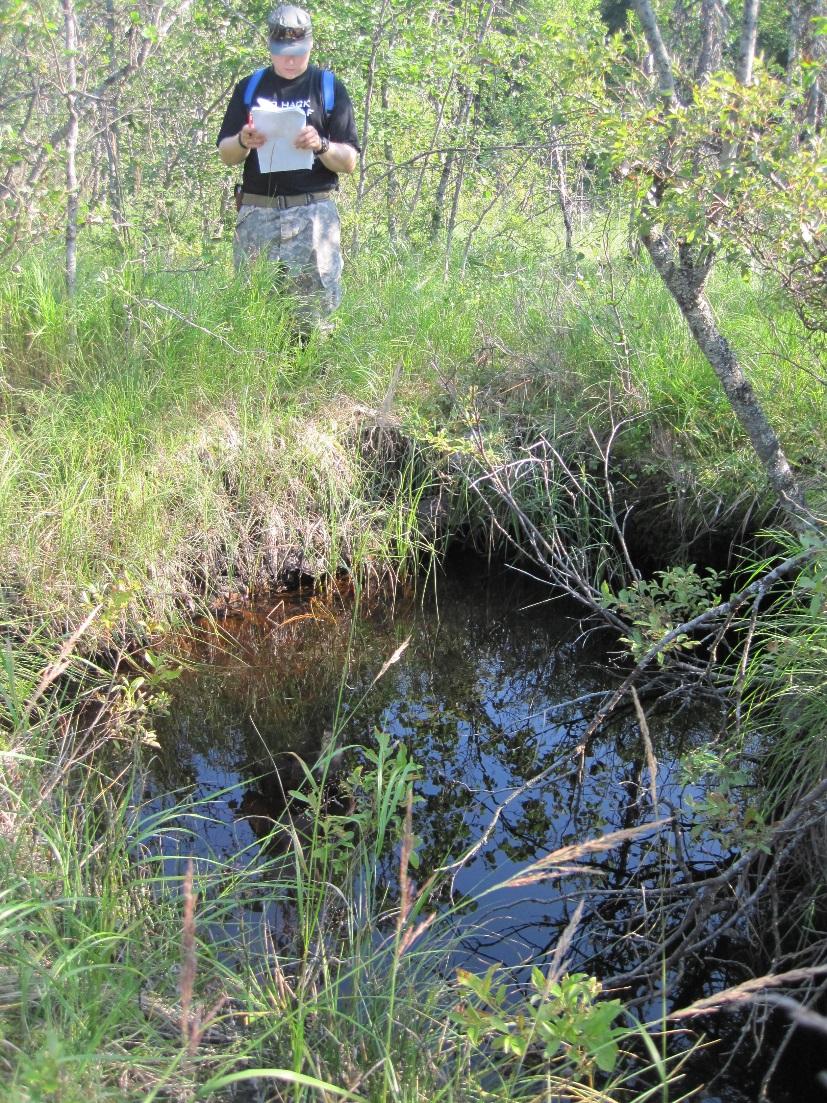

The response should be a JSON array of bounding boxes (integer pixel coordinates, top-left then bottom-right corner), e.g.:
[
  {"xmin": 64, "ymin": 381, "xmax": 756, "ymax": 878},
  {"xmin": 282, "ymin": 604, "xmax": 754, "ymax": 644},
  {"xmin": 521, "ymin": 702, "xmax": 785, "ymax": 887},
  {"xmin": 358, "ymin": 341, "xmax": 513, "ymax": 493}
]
[
  {"xmin": 358, "ymin": 635, "xmax": 723, "ymax": 981},
  {"xmin": 142, "ymin": 565, "xmax": 820, "ymax": 1103}
]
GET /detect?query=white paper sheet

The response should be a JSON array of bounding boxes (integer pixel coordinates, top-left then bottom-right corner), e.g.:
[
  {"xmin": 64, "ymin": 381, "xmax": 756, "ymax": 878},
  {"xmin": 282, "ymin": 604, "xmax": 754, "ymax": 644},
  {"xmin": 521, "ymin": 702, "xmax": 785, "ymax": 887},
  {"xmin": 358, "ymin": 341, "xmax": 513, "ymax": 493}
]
[{"xmin": 251, "ymin": 102, "xmax": 314, "ymax": 174}]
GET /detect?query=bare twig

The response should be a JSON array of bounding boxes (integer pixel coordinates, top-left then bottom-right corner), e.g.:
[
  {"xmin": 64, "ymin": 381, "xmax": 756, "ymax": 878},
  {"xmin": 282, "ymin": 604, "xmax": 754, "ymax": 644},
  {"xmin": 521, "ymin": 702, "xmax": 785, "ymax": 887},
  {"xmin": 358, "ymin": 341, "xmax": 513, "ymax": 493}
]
[
  {"xmin": 138, "ymin": 297, "xmax": 267, "ymax": 359},
  {"xmin": 631, "ymin": 686, "xmax": 658, "ymax": 812},
  {"xmin": 436, "ymin": 750, "xmax": 572, "ymax": 877},
  {"xmin": 23, "ymin": 605, "xmax": 102, "ymax": 719},
  {"xmin": 764, "ymin": 994, "xmax": 827, "ymax": 1037}
]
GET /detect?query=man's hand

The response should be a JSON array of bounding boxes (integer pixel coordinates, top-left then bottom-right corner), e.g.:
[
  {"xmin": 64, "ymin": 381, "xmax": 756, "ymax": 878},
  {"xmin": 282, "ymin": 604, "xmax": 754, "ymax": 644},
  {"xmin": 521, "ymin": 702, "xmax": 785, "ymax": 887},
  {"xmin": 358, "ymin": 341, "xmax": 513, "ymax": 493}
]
[
  {"xmin": 294, "ymin": 125, "xmax": 323, "ymax": 153},
  {"xmin": 294, "ymin": 126, "xmax": 358, "ymax": 174},
  {"xmin": 240, "ymin": 123, "xmax": 266, "ymax": 151}
]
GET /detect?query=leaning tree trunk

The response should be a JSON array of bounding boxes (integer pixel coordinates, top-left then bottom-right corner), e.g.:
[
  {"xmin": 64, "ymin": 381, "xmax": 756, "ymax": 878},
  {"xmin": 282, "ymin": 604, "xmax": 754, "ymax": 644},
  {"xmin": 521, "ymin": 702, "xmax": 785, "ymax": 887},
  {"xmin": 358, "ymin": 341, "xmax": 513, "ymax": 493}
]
[
  {"xmin": 641, "ymin": 232, "xmax": 809, "ymax": 519},
  {"xmin": 631, "ymin": 0, "xmax": 810, "ymax": 525}
]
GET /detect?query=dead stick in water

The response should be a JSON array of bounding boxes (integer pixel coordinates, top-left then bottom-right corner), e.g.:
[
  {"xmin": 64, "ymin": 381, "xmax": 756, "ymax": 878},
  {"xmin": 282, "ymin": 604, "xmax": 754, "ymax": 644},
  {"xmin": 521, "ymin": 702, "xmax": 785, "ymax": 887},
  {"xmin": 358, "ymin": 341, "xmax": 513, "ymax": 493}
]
[{"xmin": 668, "ymin": 966, "xmax": 827, "ymax": 1020}]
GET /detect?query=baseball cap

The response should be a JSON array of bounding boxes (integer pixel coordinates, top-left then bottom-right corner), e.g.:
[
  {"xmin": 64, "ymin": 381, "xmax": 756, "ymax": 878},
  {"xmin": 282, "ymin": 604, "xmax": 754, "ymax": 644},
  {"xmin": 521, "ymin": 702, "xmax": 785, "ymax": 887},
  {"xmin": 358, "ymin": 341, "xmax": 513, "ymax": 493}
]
[{"xmin": 267, "ymin": 5, "xmax": 313, "ymax": 55}]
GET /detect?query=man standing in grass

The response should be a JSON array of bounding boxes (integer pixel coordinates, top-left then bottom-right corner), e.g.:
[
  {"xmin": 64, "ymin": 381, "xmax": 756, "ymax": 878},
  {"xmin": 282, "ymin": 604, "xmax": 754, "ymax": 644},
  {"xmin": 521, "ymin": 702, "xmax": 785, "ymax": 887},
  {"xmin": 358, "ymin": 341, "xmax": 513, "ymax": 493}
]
[{"xmin": 217, "ymin": 5, "xmax": 360, "ymax": 331}]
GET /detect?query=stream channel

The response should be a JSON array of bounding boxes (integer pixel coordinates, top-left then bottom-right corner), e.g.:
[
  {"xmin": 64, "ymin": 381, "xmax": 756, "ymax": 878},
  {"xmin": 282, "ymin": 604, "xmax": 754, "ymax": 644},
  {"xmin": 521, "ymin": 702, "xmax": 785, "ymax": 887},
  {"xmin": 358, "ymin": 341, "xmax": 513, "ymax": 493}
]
[{"xmin": 145, "ymin": 554, "xmax": 825, "ymax": 1102}]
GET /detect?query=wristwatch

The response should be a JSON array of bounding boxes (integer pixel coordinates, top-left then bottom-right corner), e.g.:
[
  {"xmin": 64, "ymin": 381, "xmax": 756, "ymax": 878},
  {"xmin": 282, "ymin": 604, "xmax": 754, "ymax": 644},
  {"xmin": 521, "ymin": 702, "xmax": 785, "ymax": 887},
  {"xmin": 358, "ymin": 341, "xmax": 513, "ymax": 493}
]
[{"xmin": 317, "ymin": 136, "xmax": 330, "ymax": 157}]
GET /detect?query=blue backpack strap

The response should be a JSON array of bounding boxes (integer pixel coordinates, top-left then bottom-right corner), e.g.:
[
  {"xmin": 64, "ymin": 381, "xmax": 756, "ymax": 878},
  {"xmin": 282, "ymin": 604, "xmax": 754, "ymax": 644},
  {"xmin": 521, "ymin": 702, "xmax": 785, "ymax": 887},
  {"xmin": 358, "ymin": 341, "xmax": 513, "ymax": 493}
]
[
  {"xmin": 243, "ymin": 68, "xmax": 268, "ymax": 109},
  {"xmin": 321, "ymin": 68, "xmax": 335, "ymax": 115}
]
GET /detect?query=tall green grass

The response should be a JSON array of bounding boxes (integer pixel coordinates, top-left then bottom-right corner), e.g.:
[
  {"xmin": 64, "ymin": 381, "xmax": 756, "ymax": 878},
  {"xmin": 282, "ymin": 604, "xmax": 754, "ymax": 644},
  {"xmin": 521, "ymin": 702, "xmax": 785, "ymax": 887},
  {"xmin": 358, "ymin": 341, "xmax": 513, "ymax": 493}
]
[
  {"xmin": 1, "ymin": 240, "xmax": 823, "ymax": 629},
  {"xmin": 739, "ymin": 530, "xmax": 827, "ymax": 808}
]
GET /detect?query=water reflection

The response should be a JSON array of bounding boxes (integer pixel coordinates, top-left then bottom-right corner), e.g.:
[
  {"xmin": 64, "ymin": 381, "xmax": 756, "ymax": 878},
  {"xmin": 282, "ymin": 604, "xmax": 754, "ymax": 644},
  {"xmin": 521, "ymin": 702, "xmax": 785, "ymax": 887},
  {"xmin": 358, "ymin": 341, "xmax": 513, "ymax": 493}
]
[
  {"xmin": 145, "ymin": 561, "xmax": 820, "ymax": 1103},
  {"xmin": 149, "ymin": 566, "xmax": 721, "ymax": 970}
]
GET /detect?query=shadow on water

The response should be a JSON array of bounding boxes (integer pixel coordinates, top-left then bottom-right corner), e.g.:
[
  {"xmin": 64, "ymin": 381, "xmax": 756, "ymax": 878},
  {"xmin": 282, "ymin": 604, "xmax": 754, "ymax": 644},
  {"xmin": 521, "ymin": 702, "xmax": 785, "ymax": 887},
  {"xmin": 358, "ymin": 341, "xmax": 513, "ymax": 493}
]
[{"xmin": 144, "ymin": 553, "xmax": 826, "ymax": 1103}]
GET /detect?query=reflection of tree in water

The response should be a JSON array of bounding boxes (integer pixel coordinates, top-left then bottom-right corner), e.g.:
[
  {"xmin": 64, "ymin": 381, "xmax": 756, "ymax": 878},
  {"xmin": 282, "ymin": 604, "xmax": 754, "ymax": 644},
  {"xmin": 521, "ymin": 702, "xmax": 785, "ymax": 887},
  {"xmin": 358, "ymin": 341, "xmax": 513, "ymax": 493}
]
[
  {"xmin": 148, "ymin": 569, "xmax": 723, "ymax": 980},
  {"xmin": 143, "ymin": 570, "xmax": 824, "ymax": 1102},
  {"xmin": 150, "ymin": 591, "xmax": 407, "ymax": 789}
]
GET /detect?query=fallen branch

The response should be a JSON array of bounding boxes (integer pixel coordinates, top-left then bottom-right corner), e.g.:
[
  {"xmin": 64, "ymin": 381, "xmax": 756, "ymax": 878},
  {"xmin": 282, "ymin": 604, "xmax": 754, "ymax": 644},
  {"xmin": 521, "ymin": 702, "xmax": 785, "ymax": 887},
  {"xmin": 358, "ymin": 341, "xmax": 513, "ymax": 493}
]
[{"xmin": 668, "ymin": 966, "xmax": 827, "ymax": 1020}]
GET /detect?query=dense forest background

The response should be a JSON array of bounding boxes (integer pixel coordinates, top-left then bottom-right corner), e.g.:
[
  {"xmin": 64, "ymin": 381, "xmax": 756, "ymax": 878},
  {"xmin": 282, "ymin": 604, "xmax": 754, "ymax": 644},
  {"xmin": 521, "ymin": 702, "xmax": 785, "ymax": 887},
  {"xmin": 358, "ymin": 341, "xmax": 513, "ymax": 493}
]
[{"xmin": 2, "ymin": 0, "xmax": 823, "ymax": 299}]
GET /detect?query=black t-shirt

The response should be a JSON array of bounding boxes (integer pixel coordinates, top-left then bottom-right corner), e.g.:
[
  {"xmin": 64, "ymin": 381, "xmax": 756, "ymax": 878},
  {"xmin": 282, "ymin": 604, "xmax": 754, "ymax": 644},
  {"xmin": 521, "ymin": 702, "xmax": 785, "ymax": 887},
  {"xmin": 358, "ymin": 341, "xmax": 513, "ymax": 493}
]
[{"xmin": 217, "ymin": 64, "xmax": 361, "ymax": 196}]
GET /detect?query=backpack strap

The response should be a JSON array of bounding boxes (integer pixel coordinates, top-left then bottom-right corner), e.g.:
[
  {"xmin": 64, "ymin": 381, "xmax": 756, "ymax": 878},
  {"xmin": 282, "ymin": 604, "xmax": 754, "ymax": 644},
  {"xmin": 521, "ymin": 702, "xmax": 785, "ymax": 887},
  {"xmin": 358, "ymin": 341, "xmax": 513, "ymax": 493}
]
[
  {"xmin": 321, "ymin": 68, "xmax": 335, "ymax": 115},
  {"xmin": 243, "ymin": 68, "xmax": 268, "ymax": 109},
  {"xmin": 315, "ymin": 67, "xmax": 335, "ymax": 129},
  {"xmin": 244, "ymin": 65, "xmax": 333, "ymax": 122}
]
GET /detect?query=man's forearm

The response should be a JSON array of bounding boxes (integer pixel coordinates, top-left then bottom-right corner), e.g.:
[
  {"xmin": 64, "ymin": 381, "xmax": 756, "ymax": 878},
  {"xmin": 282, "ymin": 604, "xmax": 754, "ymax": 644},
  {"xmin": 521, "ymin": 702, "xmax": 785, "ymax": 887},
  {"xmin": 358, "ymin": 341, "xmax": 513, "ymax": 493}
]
[
  {"xmin": 219, "ymin": 133, "xmax": 250, "ymax": 167},
  {"xmin": 318, "ymin": 142, "xmax": 358, "ymax": 175}
]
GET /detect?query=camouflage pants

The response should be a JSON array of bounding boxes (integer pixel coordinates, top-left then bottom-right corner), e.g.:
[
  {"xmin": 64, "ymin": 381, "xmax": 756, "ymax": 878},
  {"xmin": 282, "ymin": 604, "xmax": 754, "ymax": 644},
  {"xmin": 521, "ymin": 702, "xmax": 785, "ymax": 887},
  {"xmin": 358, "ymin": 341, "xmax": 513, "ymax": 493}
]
[{"xmin": 233, "ymin": 200, "xmax": 342, "ymax": 326}]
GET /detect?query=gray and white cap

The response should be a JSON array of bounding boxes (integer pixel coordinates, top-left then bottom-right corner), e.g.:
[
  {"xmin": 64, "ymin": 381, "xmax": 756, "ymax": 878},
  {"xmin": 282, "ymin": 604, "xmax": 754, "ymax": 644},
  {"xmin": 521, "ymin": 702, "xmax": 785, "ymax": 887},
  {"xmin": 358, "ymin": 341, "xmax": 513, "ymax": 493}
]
[{"xmin": 267, "ymin": 4, "xmax": 313, "ymax": 55}]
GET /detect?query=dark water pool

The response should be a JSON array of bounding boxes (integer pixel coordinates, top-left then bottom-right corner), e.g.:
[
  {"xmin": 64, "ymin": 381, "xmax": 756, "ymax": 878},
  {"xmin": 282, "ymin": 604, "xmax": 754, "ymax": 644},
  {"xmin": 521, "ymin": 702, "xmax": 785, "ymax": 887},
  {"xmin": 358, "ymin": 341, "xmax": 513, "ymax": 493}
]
[{"xmin": 145, "ymin": 559, "xmax": 826, "ymax": 1103}]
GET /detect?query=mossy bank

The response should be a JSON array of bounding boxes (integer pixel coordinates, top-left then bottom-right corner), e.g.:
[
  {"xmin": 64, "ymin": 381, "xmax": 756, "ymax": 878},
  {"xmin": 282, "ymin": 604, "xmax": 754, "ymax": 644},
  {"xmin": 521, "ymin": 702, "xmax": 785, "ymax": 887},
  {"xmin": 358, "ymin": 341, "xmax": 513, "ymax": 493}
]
[{"xmin": 2, "ymin": 245, "xmax": 824, "ymax": 634}]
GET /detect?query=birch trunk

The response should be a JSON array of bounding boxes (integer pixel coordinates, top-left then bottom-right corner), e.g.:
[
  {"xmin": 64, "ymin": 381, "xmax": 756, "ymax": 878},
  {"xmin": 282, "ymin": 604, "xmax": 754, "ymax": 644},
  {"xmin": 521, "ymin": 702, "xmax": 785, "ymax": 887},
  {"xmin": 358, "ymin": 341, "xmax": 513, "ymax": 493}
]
[
  {"xmin": 641, "ymin": 231, "xmax": 808, "ymax": 519},
  {"xmin": 736, "ymin": 0, "xmax": 761, "ymax": 85},
  {"xmin": 632, "ymin": 0, "xmax": 677, "ymax": 101},
  {"xmin": 62, "ymin": 0, "xmax": 79, "ymax": 296},
  {"xmin": 631, "ymin": 0, "xmax": 809, "ymax": 523}
]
